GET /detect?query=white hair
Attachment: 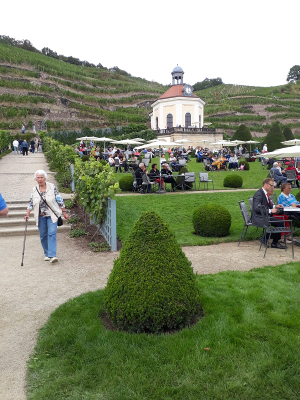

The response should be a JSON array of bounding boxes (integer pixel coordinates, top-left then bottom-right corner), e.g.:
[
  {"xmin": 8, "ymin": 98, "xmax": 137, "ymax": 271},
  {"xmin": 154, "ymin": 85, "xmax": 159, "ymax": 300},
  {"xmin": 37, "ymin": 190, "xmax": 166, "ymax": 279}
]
[
  {"xmin": 273, "ymin": 162, "xmax": 278, "ymax": 167},
  {"xmin": 139, "ymin": 162, "xmax": 145, "ymax": 168},
  {"xmin": 34, "ymin": 170, "xmax": 48, "ymax": 180}
]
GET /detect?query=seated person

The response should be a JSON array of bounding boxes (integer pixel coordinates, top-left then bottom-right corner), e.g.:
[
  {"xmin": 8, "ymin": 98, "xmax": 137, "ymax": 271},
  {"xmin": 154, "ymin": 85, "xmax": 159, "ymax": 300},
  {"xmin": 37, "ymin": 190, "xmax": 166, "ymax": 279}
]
[
  {"xmin": 160, "ymin": 154, "xmax": 168, "ymax": 164},
  {"xmin": 252, "ymin": 178, "xmax": 286, "ymax": 249},
  {"xmin": 228, "ymin": 153, "xmax": 239, "ymax": 170},
  {"xmin": 278, "ymin": 183, "xmax": 300, "ymax": 220},
  {"xmin": 135, "ymin": 163, "xmax": 151, "ymax": 193},
  {"xmin": 108, "ymin": 154, "xmax": 115, "ymax": 167},
  {"xmin": 169, "ymin": 153, "xmax": 180, "ymax": 171},
  {"xmin": 285, "ymin": 162, "xmax": 300, "ymax": 184},
  {"xmin": 119, "ymin": 153, "xmax": 128, "ymax": 172},
  {"xmin": 212, "ymin": 155, "xmax": 227, "ymax": 171},
  {"xmin": 271, "ymin": 162, "xmax": 287, "ymax": 185},
  {"xmin": 149, "ymin": 163, "xmax": 164, "ymax": 189},
  {"xmin": 161, "ymin": 163, "xmax": 176, "ymax": 191},
  {"xmin": 197, "ymin": 150, "xmax": 203, "ymax": 162},
  {"xmin": 277, "ymin": 161, "xmax": 286, "ymax": 174}
]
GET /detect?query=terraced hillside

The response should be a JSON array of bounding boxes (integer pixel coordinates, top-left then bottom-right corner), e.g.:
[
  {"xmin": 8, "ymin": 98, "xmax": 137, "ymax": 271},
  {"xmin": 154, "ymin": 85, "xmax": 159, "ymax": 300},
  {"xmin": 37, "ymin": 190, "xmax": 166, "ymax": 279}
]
[
  {"xmin": 196, "ymin": 82, "xmax": 300, "ymax": 138},
  {"xmin": 0, "ymin": 43, "xmax": 167, "ymax": 133}
]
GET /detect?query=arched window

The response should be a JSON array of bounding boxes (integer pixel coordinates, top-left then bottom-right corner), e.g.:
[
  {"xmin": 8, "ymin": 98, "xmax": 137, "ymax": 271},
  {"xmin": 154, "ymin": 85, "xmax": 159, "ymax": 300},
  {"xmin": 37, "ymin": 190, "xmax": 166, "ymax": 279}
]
[
  {"xmin": 185, "ymin": 112, "xmax": 191, "ymax": 128},
  {"xmin": 199, "ymin": 115, "xmax": 202, "ymax": 128},
  {"xmin": 166, "ymin": 114, "xmax": 173, "ymax": 129},
  {"xmin": 156, "ymin": 117, "xmax": 158, "ymax": 130}
]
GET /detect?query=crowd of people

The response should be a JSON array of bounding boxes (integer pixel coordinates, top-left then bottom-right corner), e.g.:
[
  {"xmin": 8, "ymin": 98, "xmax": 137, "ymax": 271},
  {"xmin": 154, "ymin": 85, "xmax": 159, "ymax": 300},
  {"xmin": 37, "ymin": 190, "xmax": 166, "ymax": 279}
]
[{"xmin": 12, "ymin": 138, "xmax": 43, "ymax": 155}]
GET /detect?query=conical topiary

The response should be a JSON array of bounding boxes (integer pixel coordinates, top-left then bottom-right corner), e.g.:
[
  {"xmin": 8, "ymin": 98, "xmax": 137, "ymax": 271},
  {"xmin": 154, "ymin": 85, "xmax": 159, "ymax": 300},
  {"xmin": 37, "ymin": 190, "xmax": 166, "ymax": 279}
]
[
  {"xmin": 104, "ymin": 211, "xmax": 201, "ymax": 333},
  {"xmin": 282, "ymin": 126, "xmax": 294, "ymax": 141},
  {"xmin": 232, "ymin": 124, "xmax": 252, "ymax": 141},
  {"xmin": 264, "ymin": 122, "xmax": 286, "ymax": 152}
]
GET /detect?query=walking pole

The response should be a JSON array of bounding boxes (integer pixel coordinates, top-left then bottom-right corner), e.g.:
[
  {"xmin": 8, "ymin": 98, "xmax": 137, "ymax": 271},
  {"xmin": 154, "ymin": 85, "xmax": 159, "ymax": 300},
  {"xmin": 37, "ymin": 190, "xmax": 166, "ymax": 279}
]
[{"xmin": 21, "ymin": 217, "xmax": 29, "ymax": 266}]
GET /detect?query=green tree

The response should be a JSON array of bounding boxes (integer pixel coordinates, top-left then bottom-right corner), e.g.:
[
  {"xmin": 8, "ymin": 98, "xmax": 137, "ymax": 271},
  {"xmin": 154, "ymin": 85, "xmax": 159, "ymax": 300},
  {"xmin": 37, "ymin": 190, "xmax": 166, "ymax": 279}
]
[
  {"xmin": 232, "ymin": 124, "xmax": 252, "ymax": 141},
  {"xmin": 287, "ymin": 65, "xmax": 300, "ymax": 82},
  {"xmin": 193, "ymin": 77, "xmax": 223, "ymax": 91},
  {"xmin": 264, "ymin": 122, "xmax": 285, "ymax": 152},
  {"xmin": 282, "ymin": 126, "xmax": 294, "ymax": 141}
]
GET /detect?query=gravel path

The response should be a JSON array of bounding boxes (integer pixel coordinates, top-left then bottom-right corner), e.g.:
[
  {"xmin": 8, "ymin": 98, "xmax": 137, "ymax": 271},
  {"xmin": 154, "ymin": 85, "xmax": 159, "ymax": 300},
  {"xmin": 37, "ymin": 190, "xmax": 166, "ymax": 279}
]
[{"xmin": 0, "ymin": 151, "xmax": 298, "ymax": 400}]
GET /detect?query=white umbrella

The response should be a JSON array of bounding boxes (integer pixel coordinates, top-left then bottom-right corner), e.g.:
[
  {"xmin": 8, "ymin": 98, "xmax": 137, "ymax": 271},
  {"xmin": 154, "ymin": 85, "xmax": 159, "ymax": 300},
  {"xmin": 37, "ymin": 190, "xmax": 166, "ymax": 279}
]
[
  {"xmin": 131, "ymin": 137, "xmax": 146, "ymax": 141},
  {"xmin": 113, "ymin": 139, "xmax": 143, "ymax": 145},
  {"xmin": 203, "ymin": 122, "xmax": 212, "ymax": 126},
  {"xmin": 245, "ymin": 139, "xmax": 260, "ymax": 153},
  {"xmin": 261, "ymin": 145, "xmax": 300, "ymax": 159},
  {"xmin": 137, "ymin": 140, "xmax": 181, "ymax": 166},
  {"xmin": 229, "ymin": 140, "xmax": 246, "ymax": 145},
  {"xmin": 281, "ymin": 139, "xmax": 300, "ymax": 146},
  {"xmin": 92, "ymin": 137, "xmax": 117, "ymax": 152}
]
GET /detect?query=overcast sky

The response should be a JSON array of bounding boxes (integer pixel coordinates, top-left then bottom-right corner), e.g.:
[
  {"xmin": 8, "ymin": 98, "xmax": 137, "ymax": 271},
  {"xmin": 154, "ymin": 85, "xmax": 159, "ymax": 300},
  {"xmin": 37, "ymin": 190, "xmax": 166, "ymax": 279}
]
[{"xmin": 2, "ymin": 0, "xmax": 299, "ymax": 88}]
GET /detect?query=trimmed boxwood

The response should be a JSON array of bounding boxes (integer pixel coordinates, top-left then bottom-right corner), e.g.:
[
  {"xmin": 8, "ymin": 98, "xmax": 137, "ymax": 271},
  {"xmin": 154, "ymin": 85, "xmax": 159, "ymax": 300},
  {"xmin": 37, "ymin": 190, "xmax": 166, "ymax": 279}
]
[
  {"xmin": 119, "ymin": 174, "xmax": 134, "ymax": 191},
  {"xmin": 193, "ymin": 204, "xmax": 231, "ymax": 237},
  {"xmin": 104, "ymin": 211, "xmax": 202, "ymax": 333},
  {"xmin": 223, "ymin": 174, "xmax": 243, "ymax": 188},
  {"xmin": 238, "ymin": 160, "xmax": 250, "ymax": 170}
]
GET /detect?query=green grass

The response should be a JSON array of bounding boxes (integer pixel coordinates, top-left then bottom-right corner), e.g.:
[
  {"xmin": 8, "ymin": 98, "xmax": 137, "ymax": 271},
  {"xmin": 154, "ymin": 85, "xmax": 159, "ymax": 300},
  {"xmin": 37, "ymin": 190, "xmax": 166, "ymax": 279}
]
[
  {"xmin": 114, "ymin": 158, "xmax": 300, "ymax": 246},
  {"xmin": 27, "ymin": 263, "xmax": 300, "ymax": 400}
]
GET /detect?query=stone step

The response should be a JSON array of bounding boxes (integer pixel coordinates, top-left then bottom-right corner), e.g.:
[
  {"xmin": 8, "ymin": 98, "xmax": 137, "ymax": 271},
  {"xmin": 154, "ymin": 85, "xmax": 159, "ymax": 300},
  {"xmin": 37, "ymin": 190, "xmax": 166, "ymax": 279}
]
[
  {"xmin": 0, "ymin": 224, "xmax": 71, "ymax": 237},
  {"xmin": 4, "ymin": 210, "xmax": 33, "ymax": 219},
  {"xmin": 0, "ymin": 218, "xmax": 36, "ymax": 227},
  {"xmin": 7, "ymin": 204, "xmax": 29, "ymax": 211}
]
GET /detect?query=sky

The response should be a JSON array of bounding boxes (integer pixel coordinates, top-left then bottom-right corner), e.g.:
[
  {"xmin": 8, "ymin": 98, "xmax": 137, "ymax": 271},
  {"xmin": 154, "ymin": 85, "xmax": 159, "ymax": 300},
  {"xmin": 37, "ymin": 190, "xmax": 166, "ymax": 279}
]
[{"xmin": 2, "ymin": 0, "xmax": 299, "ymax": 88}]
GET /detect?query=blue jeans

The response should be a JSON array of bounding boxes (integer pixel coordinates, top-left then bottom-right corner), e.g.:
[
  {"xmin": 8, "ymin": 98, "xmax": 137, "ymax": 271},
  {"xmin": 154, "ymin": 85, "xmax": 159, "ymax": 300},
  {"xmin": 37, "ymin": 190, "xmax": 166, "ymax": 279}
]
[
  {"xmin": 14, "ymin": 146, "xmax": 19, "ymax": 154},
  {"xmin": 38, "ymin": 216, "xmax": 58, "ymax": 257}
]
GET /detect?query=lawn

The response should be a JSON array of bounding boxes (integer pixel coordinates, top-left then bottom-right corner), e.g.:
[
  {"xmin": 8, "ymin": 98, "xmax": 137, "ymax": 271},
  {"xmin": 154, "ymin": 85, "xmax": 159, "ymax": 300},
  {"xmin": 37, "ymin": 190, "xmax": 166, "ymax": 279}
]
[
  {"xmin": 114, "ymin": 156, "xmax": 270, "ymax": 191},
  {"xmin": 27, "ymin": 263, "xmax": 300, "ymax": 400}
]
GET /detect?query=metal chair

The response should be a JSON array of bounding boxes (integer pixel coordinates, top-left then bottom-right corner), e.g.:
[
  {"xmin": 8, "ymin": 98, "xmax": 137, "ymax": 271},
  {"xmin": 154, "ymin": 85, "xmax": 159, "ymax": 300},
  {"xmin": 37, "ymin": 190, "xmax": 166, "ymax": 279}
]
[
  {"xmin": 285, "ymin": 170, "xmax": 298, "ymax": 188},
  {"xmin": 261, "ymin": 157, "xmax": 268, "ymax": 169},
  {"xmin": 198, "ymin": 172, "xmax": 214, "ymax": 190},
  {"xmin": 259, "ymin": 205, "xmax": 294, "ymax": 258},
  {"xmin": 248, "ymin": 197, "xmax": 253, "ymax": 211},
  {"xmin": 132, "ymin": 172, "xmax": 138, "ymax": 192},
  {"xmin": 178, "ymin": 159, "xmax": 186, "ymax": 167},
  {"xmin": 142, "ymin": 158, "xmax": 150, "ymax": 167},
  {"xmin": 184, "ymin": 172, "xmax": 196, "ymax": 190},
  {"xmin": 114, "ymin": 158, "xmax": 122, "ymax": 173},
  {"xmin": 142, "ymin": 173, "xmax": 157, "ymax": 193},
  {"xmin": 238, "ymin": 200, "xmax": 253, "ymax": 245}
]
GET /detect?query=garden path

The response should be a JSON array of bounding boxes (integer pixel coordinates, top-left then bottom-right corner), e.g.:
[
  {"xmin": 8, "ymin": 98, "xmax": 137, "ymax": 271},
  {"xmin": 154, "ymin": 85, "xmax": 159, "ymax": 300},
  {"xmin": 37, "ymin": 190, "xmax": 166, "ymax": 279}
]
[{"xmin": 1, "ymin": 151, "xmax": 299, "ymax": 400}]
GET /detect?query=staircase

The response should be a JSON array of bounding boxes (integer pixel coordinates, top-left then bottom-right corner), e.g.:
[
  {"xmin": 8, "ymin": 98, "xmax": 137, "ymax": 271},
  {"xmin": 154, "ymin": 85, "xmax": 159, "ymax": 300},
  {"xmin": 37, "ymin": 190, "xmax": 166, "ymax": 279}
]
[{"xmin": 0, "ymin": 201, "xmax": 70, "ymax": 237}]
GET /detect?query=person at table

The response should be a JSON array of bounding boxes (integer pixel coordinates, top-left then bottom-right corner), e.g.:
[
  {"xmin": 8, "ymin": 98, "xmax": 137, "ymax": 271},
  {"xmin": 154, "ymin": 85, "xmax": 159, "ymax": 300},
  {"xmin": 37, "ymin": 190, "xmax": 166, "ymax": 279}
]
[
  {"xmin": 228, "ymin": 153, "xmax": 239, "ymax": 171},
  {"xmin": 161, "ymin": 163, "xmax": 176, "ymax": 191},
  {"xmin": 160, "ymin": 154, "xmax": 168, "ymax": 164},
  {"xmin": 252, "ymin": 178, "xmax": 286, "ymax": 249},
  {"xmin": 119, "ymin": 153, "xmax": 128, "ymax": 172},
  {"xmin": 278, "ymin": 183, "xmax": 300, "ymax": 219},
  {"xmin": 285, "ymin": 162, "xmax": 300, "ymax": 187},
  {"xmin": 212, "ymin": 154, "xmax": 226, "ymax": 171},
  {"xmin": 130, "ymin": 155, "xmax": 139, "ymax": 171},
  {"xmin": 271, "ymin": 162, "xmax": 287, "ymax": 185},
  {"xmin": 108, "ymin": 154, "xmax": 115, "ymax": 167},
  {"xmin": 169, "ymin": 153, "xmax": 180, "ymax": 171},
  {"xmin": 149, "ymin": 163, "xmax": 164, "ymax": 189},
  {"xmin": 135, "ymin": 163, "xmax": 151, "ymax": 193}
]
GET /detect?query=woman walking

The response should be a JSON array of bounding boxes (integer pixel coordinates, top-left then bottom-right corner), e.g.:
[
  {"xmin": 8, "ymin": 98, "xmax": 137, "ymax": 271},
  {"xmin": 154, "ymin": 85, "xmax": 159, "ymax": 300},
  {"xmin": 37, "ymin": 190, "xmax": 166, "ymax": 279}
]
[{"xmin": 24, "ymin": 170, "xmax": 69, "ymax": 263}]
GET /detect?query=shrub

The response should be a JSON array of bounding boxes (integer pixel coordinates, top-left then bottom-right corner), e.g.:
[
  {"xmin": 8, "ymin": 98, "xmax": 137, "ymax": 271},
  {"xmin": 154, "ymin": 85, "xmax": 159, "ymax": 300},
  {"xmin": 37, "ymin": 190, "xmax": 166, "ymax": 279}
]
[
  {"xmin": 81, "ymin": 155, "xmax": 89, "ymax": 162},
  {"xmin": 238, "ymin": 160, "xmax": 250, "ymax": 170},
  {"xmin": 119, "ymin": 174, "xmax": 134, "ymax": 191},
  {"xmin": 283, "ymin": 126, "xmax": 294, "ymax": 140},
  {"xmin": 264, "ymin": 122, "xmax": 285, "ymax": 152},
  {"xmin": 223, "ymin": 174, "xmax": 243, "ymax": 188},
  {"xmin": 193, "ymin": 204, "xmax": 231, "ymax": 237},
  {"xmin": 295, "ymin": 191, "xmax": 300, "ymax": 203},
  {"xmin": 104, "ymin": 211, "xmax": 201, "ymax": 333}
]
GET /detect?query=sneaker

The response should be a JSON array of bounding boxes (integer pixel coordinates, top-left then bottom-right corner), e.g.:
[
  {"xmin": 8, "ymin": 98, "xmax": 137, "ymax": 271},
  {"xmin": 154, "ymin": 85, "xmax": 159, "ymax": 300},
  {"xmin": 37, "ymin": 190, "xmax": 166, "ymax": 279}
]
[
  {"xmin": 44, "ymin": 257, "xmax": 51, "ymax": 261},
  {"xmin": 50, "ymin": 257, "xmax": 58, "ymax": 263}
]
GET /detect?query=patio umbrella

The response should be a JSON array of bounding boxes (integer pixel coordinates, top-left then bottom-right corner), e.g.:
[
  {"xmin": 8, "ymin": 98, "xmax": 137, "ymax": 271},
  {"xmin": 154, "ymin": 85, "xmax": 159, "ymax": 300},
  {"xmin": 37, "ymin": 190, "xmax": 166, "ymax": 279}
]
[
  {"xmin": 281, "ymin": 139, "xmax": 300, "ymax": 146},
  {"xmin": 261, "ymin": 145, "xmax": 300, "ymax": 159},
  {"xmin": 245, "ymin": 139, "xmax": 260, "ymax": 153},
  {"xmin": 131, "ymin": 138, "xmax": 146, "ymax": 142},
  {"xmin": 92, "ymin": 137, "xmax": 117, "ymax": 152},
  {"xmin": 228, "ymin": 140, "xmax": 246, "ymax": 146},
  {"xmin": 137, "ymin": 140, "xmax": 181, "ymax": 166}
]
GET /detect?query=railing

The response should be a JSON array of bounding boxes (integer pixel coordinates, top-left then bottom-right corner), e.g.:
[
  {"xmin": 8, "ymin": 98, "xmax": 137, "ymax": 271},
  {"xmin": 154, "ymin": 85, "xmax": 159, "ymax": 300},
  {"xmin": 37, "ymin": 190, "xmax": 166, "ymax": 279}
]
[
  {"xmin": 155, "ymin": 127, "xmax": 216, "ymax": 134},
  {"xmin": 100, "ymin": 198, "xmax": 117, "ymax": 251}
]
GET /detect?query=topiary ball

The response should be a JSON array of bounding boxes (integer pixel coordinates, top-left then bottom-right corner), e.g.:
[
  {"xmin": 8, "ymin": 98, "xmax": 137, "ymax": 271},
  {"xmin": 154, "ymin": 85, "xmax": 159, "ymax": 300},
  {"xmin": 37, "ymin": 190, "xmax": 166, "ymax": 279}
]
[
  {"xmin": 119, "ymin": 175, "xmax": 134, "ymax": 191},
  {"xmin": 193, "ymin": 204, "xmax": 231, "ymax": 237},
  {"xmin": 223, "ymin": 174, "xmax": 243, "ymax": 188},
  {"xmin": 239, "ymin": 160, "xmax": 250, "ymax": 170},
  {"xmin": 104, "ymin": 211, "xmax": 201, "ymax": 333}
]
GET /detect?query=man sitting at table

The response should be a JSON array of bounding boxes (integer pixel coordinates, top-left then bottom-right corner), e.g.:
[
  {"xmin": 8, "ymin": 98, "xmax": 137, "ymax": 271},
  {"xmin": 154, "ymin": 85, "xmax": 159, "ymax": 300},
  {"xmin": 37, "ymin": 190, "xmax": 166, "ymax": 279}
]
[
  {"xmin": 278, "ymin": 183, "xmax": 300, "ymax": 221},
  {"xmin": 252, "ymin": 178, "xmax": 286, "ymax": 248},
  {"xmin": 161, "ymin": 163, "xmax": 176, "ymax": 191}
]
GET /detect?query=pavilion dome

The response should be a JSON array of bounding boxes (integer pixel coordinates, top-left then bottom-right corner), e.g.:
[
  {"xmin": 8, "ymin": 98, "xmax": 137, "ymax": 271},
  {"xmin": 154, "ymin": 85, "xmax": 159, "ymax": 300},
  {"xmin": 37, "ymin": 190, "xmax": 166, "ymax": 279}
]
[{"xmin": 172, "ymin": 65, "xmax": 184, "ymax": 73}]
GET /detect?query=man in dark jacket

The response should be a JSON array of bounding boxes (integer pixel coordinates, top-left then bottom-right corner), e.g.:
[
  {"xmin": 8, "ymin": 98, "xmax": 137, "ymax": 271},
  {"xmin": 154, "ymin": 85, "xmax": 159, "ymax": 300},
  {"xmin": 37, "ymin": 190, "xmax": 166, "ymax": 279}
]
[
  {"xmin": 252, "ymin": 178, "xmax": 285, "ymax": 248},
  {"xmin": 22, "ymin": 140, "xmax": 28, "ymax": 156},
  {"xmin": 135, "ymin": 163, "xmax": 151, "ymax": 193},
  {"xmin": 161, "ymin": 163, "xmax": 176, "ymax": 191}
]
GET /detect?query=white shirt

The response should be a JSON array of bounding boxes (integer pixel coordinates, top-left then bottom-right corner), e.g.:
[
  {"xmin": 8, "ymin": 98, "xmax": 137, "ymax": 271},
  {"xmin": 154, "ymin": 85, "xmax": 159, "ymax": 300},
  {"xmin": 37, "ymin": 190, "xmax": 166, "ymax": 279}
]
[{"xmin": 13, "ymin": 140, "xmax": 19, "ymax": 147}]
